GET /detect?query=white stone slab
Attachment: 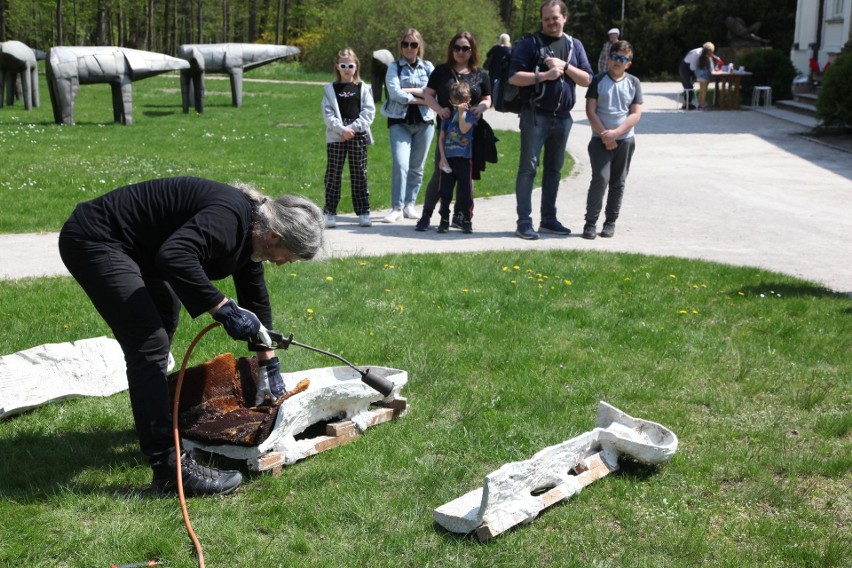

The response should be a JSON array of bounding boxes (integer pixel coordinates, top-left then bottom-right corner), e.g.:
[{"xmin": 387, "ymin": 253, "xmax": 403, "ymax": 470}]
[
  {"xmin": 0, "ymin": 337, "xmax": 127, "ymax": 419},
  {"xmin": 433, "ymin": 401, "xmax": 678, "ymax": 539}
]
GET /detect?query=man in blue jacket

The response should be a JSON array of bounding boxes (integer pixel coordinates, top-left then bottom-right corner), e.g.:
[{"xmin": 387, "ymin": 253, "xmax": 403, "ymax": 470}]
[{"xmin": 508, "ymin": 0, "xmax": 593, "ymax": 240}]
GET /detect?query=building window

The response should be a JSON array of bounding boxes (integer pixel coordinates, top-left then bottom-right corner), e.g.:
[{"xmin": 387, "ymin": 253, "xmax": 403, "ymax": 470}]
[{"xmin": 828, "ymin": 0, "xmax": 845, "ymax": 19}]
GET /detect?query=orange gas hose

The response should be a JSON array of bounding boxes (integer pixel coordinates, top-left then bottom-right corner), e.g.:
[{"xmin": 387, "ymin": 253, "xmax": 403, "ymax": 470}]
[{"xmin": 171, "ymin": 321, "xmax": 221, "ymax": 568}]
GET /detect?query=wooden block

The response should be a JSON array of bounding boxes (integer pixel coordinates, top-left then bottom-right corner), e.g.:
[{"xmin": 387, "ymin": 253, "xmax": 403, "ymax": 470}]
[
  {"xmin": 575, "ymin": 453, "xmax": 615, "ymax": 488},
  {"xmin": 312, "ymin": 429, "xmax": 359, "ymax": 453},
  {"xmin": 379, "ymin": 397, "xmax": 408, "ymax": 417},
  {"xmin": 362, "ymin": 407, "xmax": 395, "ymax": 429},
  {"xmin": 257, "ymin": 451, "xmax": 287, "ymax": 473},
  {"xmin": 326, "ymin": 420, "xmax": 356, "ymax": 437}
]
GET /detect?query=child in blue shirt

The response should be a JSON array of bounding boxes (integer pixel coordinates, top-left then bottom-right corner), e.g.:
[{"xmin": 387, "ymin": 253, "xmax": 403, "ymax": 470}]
[{"xmin": 434, "ymin": 82, "xmax": 477, "ymax": 233}]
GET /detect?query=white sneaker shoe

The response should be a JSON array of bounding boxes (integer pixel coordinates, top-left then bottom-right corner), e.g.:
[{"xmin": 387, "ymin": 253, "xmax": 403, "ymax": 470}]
[
  {"xmin": 358, "ymin": 214, "xmax": 372, "ymax": 227},
  {"xmin": 403, "ymin": 205, "xmax": 418, "ymax": 219},
  {"xmin": 325, "ymin": 214, "xmax": 336, "ymax": 228},
  {"xmin": 382, "ymin": 209, "xmax": 403, "ymax": 223}
]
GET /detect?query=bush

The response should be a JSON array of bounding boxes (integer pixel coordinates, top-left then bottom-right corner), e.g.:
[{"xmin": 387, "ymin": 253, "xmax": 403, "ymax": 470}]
[
  {"xmin": 816, "ymin": 52, "xmax": 852, "ymax": 129},
  {"xmin": 302, "ymin": 0, "xmax": 504, "ymax": 76},
  {"xmin": 738, "ymin": 48, "xmax": 798, "ymax": 102}
]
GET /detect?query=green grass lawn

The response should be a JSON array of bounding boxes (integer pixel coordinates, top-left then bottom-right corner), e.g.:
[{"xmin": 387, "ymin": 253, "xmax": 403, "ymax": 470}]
[
  {"xmin": 0, "ymin": 64, "xmax": 848, "ymax": 567},
  {"xmin": 0, "ymin": 63, "xmax": 557, "ymax": 234},
  {"xmin": 1, "ymin": 251, "xmax": 849, "ymax": 567}
]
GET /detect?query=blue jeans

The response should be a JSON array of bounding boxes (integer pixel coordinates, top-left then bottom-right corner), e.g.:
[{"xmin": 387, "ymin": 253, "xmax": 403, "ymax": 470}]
[
  {"xmin": 515, "ymin": 107, "xmax": 573, "ymax": 226},
  {"xmin": 388, "ymin": 122, "xmax": 435, "ymax": 210}
]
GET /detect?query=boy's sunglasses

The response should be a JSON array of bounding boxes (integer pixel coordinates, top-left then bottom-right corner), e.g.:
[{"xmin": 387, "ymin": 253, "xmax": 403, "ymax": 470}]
[
  {"xmin": 609, "ymin": 53, "xmax": 631, "ymax": 63},
  {"xmin": 338, "ymin": 63, "xmax": 357, "ymax": 70},
  {"xmin": 401, "ymin": 41, "xmax": 419, "ymax": 49},
  {"xmin": 453, "ymin": 44, "xmax": 472, "ymax": 53}
]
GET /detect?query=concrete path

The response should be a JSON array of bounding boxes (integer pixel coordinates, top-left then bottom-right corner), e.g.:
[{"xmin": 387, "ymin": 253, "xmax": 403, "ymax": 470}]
[{"xmin": 2, "ymin": 82, "xmax": 850, "ymax": 294}]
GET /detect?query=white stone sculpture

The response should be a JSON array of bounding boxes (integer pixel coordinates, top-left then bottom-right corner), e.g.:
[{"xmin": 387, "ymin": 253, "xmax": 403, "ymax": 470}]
[
  {"xmin": 181, "ymin": 362, "xmax": 408, "ymax": 472},
  {"xmin": 0, "ymin": 337, "xmax": 127, "ymax": 420},
  {"xmin": 45, "ymin": 46, "xmax": 190, "ymax": 125},
  {"xmin": 0, "ymin": 40, "xmax": 39, "ymax": 110},
  {"xmin": 177, "ymin": 43, "xmax": 300, "ymax": 113},
  {"xmin": 433, "ymin": 401, "xmax": 679, "ymax": 540},
  {"xmin": 180, "ymin": 363, "xmax": 408, "ymax": 473}
]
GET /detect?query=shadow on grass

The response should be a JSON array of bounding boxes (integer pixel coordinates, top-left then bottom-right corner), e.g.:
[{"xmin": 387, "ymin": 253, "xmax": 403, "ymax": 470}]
[
  {"xmin": 736, "ymin": 282, "xmax": 845, "ymax": 299},
  {"xmin": 0, "ymin": 423, "xmax": 141, "ymax": 500}
]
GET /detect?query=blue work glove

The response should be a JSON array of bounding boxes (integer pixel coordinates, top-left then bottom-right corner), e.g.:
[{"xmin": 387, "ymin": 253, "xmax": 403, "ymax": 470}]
[
  {"xmin": 212, "ymin": 299, "xmax": 272, "ymax": 347},
  {"xmin": 256, "ymin": 357, "xmax": 285, "ymax": 405}
]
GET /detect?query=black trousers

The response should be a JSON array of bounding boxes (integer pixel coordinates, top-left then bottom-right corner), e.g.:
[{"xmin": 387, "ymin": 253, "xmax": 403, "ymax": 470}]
[{"xmin": 58, "ymin": 217, "xmax": 180, "ymax": 467}]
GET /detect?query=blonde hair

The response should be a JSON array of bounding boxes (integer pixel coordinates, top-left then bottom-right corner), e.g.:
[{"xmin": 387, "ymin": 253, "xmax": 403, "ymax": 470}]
[
  {"xmin": 334, "ymin": 47, "xmax": 362, "ymax": 84},
  {"xmin": 399, "ymin": 28, "xmax": 425, "ymax": 60},
  {"xmin": 499, "ymin": 33, "xmax": 511, "ymax": 47}
]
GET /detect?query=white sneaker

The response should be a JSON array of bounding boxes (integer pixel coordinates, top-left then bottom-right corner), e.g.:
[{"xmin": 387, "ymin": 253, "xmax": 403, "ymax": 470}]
[
  {"xmin": 358, "ymin": 214, "xmax": 372, "ymax": 227},
  {"xmin": 325, "ymin": 214, "xmax": 336, "ymax": 228},
  {"xmin": 403, "ymin": 205, "xmax": 418, "ymax": 219},
  {"xmin": 382, "ymin": 209, "xmax": 403, "ymax": 223}
]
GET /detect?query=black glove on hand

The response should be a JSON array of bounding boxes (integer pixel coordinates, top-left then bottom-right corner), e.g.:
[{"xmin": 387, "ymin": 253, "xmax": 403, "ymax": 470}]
[
  {"xmin": 213, "ymin": 299, "xmax": 272, "ymax": 346},
  {"xmin": 256, "ymin": 357, "xmax": 285, "ymax": 405}
]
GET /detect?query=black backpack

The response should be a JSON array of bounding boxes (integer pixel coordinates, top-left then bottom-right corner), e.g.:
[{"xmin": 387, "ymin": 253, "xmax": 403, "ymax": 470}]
[{"xmin": 493, "ymin": 33, "xmax": 574, "ymax": 114}]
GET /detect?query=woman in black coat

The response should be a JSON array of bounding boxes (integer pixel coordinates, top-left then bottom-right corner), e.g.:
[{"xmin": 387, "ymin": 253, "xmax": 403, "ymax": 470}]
[{"xmin": 58, "ymin": 176, "xmax": 324, "ymax": 496}]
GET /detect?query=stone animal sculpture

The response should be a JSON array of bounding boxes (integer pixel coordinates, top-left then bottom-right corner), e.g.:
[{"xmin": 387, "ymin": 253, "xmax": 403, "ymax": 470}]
[
  {"xmin": 0, "ymin": 40, "xmax": 39, "ymax": 110},
  {"xmin": 45, "ymin": 46, "xmax": 189, "ymax": 125},
  {"xmin": 371, "ymin": 48, "xmax": 395, "ymax": 104},
  {"xmin": 177, "ymin": 43, "xmax": 299, "ymax": 113}
]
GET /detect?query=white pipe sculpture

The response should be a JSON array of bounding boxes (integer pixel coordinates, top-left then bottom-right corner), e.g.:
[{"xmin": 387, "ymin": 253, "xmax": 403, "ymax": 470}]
[
  {"xmin": 434, "ymin": 401, "xmax": 679, "ymax": 540},
  {"xmin": 45, "ymin": 46, "xmax": 190, "ymax": 125},
  {"xmin": 177, "ymin": 43, "xmax": 299, "ymax": 113},
  {"xmin": 0, "ymin": 40, "xmax": 39, "ymax": 110}
]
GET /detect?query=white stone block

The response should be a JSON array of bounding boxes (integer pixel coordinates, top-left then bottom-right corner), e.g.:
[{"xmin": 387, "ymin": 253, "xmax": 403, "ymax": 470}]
[{"xmin": 0, "ymin": 337, "xmax": 127, "ymax": 419}]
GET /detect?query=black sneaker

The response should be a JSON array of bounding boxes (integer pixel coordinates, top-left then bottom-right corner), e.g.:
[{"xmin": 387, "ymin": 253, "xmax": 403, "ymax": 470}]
[
  {"xmin": 539, "ymin": 219, "xmax": 571, "ymax": 236},
  {"xmin": 437, "ymin": 218, "xmax": 450, "ymax": 233},
  {"xmin": 461, "ymin": 221, "xmax": 473, "ymax": 234},
  {"xmin": 415, "ymin": 217, "xmax": 430, "ymax": 232},
  {"xmin": 582, "ymin": 223, "xmax": 597, "ymax": 240},
  {"xmin": 600, "ymin": 222, "xmax": 616, "ymax": 238},
  {"xmin": 515, "ymin": 222, "xmax": 539, "ymax": 240},
  {"xmin": 451, "ymin": 212, "xmax": 464, "ymax": 229},
  {"xmin": 151, "ymin": 451, "xmax": 243, "ymax": 497}
]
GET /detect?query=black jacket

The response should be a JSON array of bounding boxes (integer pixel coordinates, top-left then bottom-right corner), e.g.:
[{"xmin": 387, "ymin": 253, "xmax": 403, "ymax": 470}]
[{"xmin": 65, "ymin": 176, "xmax": 271, "ymax": 324}]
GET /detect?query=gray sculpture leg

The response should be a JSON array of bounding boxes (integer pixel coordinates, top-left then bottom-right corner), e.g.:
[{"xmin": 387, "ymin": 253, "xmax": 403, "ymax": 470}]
[
  {"xmin": 180, "ymin": 70, "xmax": 192, "ymax": 113},
  {"xmin": 111, "ymin": 79, "xmax": 133, "ymax": 125},
  {"xmin": 20, "ymin": 68, "xmax": 33, "ymax": 110},
  {"xmin": 0, "ymin": 72, "xmax": 7, "ymax": 107},
  {"xmin": 30, "ymin": 65, "xmax": 40, "ymax": 108},
  {"xmin": 229, "ymin": 68, "xmax": 243, "ymax": 107}
]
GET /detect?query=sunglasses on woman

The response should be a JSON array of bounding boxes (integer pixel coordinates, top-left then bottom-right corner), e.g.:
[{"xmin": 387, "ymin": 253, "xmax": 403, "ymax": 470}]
[
  {"xmin": 609, "ymin": 53, "xmax": 631, "ymax": 63},
  {"xmin": 453, "ymin": 44, "xmax": 472, "ymax": 53},
  {"xmin": 401, "ymin": 41, "xmax": 419, "ymax": 49},
  {"xmin": 338, "ymin": 63, "xmax": 357, "ymax": 70}
]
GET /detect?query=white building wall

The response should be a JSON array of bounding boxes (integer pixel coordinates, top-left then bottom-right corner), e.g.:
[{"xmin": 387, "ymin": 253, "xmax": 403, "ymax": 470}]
[{"xmin": 791, "ymin": 0, "xmax": 851, "ymax": 74}]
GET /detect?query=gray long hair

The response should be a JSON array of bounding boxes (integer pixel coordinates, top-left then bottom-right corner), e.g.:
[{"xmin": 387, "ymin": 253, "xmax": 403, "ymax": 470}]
[{"xmin": 232, "ymin": 181, "xmax": 324, "ymax": 260}]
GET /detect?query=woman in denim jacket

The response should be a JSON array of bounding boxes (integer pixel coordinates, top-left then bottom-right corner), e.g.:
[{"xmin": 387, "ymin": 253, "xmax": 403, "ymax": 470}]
[{"xmin": 380, "ymin": 28, "xmax": 436, "ymax": 223}]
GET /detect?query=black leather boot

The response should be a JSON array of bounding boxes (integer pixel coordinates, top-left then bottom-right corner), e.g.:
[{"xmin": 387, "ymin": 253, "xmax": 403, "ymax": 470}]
[{"xmin": 151, "ymin": 450, "xmax": 243, "ymax": 496}]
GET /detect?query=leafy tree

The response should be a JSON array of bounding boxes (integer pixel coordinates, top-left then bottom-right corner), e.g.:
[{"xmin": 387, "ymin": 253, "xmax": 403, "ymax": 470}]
[{"xmin": 303, "ymin": 0, "xmax": 504, "ymax": 75}]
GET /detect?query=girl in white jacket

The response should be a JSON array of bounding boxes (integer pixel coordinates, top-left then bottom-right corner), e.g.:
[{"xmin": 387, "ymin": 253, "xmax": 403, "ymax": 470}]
[{"xmin": 321, "ymin": 47, "xmax": 376, "ymax": 228}]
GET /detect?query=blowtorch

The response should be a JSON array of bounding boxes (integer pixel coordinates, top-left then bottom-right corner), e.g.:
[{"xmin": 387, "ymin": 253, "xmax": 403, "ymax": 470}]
[{"xmin": 248, "ymin": 330, "xmax": 395, "ymax": 397}]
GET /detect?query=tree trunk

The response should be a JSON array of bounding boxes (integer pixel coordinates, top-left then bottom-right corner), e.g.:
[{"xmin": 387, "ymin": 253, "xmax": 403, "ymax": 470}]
[
  {"xmin": 222, "ymin": 0, "xmax": 229, "ymax": 42},
  {"xmin": 248, "ymin": 0, "xmax": 256, "ymax": 42},
  {"xmin": 197, "ymin": 0, "xmax": 203, "ymax": 43},
  {"xmin": 0, "ymin": 0, "xmax": 6, "ymax": 42},
  {"xmin": 56, "ymin": 0, "xmax": 63, "ymax": 44},
  {"xmin": 498, "ymin": 0, "xmax": 513, "ymax": 33},
  {"xmin": 97, "ymin": 0, "xmax": 107, "ymax": 45}
]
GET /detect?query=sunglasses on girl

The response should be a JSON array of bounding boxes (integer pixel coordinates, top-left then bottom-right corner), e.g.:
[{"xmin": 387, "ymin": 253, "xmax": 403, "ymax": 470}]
[
  {"xmin": 338, "ymin": 63, "xmax": 356, "ymax": 70},
  {"xmin": 609, "ymin": 53, "xmax": 631, "ymax": 63},
  {"xmin": 453, "ymin": 44, "xmax": 472, "ymax": 53},
  {"xmin": 401, "ymin": 41, "xmax": 419, "ymax": 49}
]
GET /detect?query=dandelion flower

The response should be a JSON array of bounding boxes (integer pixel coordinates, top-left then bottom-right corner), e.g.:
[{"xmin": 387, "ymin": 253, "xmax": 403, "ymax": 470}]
[
  {"xmin": 564, "ymin": 279, "xmax": 572, "ymax": 286},
  {"xmin": 669, "ymin": 274, "xmax": 677, "ymax": 279},
  {"xmin": 306, "ymin": 308, "xmax": 314, "ymax": 314},
  {"xmin": 325, "ymin": 276, "xmax": 333, "ymax": 281},
  {"xmin": 502, "ymin": 266, "xmax": 509, "ymax": 272},
  {"xmin": 678, "ymin": 309, "xmax": 687, "ymax": 314}
]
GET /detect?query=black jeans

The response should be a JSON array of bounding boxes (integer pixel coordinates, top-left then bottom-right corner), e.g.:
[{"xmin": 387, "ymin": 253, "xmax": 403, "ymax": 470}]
[
  {"xmin": 58, "ymin": 218, "xmax": 180, "ymax": 467},
  {"xmin": 678, "ymin": 60, "xmax": 695, "ymax": 105}
]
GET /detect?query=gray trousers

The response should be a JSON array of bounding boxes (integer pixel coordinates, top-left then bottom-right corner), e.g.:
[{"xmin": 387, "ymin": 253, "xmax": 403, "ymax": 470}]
[{"xmin": 584, "ymin": 136, "xmax": 636, "ymax": 225}]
